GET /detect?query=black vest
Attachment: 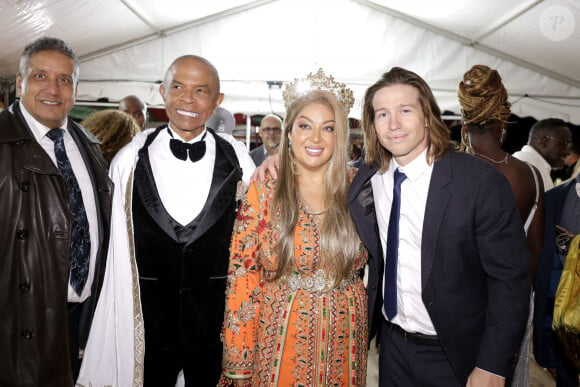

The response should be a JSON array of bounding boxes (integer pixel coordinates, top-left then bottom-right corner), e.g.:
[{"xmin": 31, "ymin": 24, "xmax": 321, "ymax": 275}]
[{"xmin": 132, "ymin": 127, "xmax": 242, "ymax": 351}]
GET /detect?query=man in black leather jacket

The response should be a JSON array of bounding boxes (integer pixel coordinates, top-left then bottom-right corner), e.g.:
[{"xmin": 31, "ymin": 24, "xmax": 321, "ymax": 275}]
[{"xmin": 0, "ymin": 37, "xmax": 112, "ymax": 387}]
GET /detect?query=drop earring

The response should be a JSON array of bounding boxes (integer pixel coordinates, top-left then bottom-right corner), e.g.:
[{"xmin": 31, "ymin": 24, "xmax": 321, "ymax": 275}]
[
  {"xmin": 468, "ymin": 133, "xmax": 473, "ymax": 149},
  {"xmin": 462, "ymin": 131, "xmax": 472, "ymax": 153}
]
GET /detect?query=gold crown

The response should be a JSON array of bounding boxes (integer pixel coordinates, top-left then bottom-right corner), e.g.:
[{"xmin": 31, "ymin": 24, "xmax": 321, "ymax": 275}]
[{"xmin": 283, "ymin": 69, "xmax": 355, "ymax": 114}]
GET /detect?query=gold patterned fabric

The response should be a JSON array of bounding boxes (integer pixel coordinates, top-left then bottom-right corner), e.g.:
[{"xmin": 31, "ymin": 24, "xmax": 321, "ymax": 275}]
[
  {"xmin": 553, "ymin": 235, "xmax": 580, "ymax": 372},
  {"xmin": 221, "ymin": 176, "xmax": 368, "ymax": 386}
]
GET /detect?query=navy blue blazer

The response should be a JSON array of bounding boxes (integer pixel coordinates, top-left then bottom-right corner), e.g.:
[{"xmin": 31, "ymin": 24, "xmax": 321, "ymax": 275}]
[
  {"xmin": 533, "ymin": 179, "xmax": 575, "ymax": 367},
  {"xmin": 349, "ymin": 149, "xmax": 531, "ymax": 384}
]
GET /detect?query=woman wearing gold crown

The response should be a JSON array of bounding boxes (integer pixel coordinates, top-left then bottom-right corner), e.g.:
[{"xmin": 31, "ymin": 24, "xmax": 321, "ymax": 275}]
[{"xmin": 220, "ymin": 70, "xmax": 368, "ymax": 386}]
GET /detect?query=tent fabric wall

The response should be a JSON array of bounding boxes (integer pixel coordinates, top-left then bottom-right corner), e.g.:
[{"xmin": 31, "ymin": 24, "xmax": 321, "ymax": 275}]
[{"xmin": 2, "ymin": 0, "xmax": 580, "ymax": 123}]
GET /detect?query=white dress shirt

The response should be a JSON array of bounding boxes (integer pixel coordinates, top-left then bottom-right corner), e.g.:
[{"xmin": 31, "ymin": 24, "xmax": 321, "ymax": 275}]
[
  {"xmin": 149, "ymin": 125, "xmax": 255, "ymax": 226},
  {"xmin": 19, "ymin": 103, "xmax": 99, "ymax": 303},
  {"xmin": 513, "ymin": 144, "xmax": 553, "ymax": 191},
  {"xmin": 371, "ymin": 148, "xmax": 436, "ymax": 335}
]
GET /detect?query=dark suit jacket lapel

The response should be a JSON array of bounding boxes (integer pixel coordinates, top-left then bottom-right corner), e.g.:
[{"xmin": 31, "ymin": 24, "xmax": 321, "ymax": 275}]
[
  {"xmin": 421, "ymin": 151, "xmax": 452, "ymax": 289},
  {"xmin": 8, "ymin": 103, "xmax": 60, "ymax": 175},
  {"xmin": 188, "ymin": 129, "xmax": 242, "ymax": 244},
  {"xmin": 133, "ymin": 127, "xmax": 179, "ymax": 241},
  {"xmin": 551, "ymin": 180, "xmax": 573, "ymax": 225},
  {"xmin": 349, "ymin": 162, "xmax": 382, "ymax": 271}
]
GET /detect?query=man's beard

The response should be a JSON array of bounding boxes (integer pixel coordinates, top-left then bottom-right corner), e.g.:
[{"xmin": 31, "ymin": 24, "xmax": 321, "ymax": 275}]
[{"xmin": 267, "ymin": 141, "xmax": 280, "ymax": 149}]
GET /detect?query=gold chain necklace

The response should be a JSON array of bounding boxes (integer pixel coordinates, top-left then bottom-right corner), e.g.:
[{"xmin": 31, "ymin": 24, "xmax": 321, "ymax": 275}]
[
  {"xmin": 307, "ymin": 208, "xmax": 328, "ymax": 216},
  {"xmin": 473, "ymin": 152, "xmax": 509, "ymax": 164}
]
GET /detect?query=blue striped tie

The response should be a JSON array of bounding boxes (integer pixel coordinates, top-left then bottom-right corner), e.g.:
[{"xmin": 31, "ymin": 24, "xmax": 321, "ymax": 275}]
[
  {"xmin": 384, "ymin": 169, "xmax": 407, "ymax": 319},
  {"xmin": 46, "ymin": 128, "xmax": 90, "ymax": 295}
]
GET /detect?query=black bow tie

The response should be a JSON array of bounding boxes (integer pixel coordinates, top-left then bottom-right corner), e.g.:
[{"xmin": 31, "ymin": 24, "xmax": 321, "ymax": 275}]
[{"xmin": 168, "ymin": 129, "xmax": 207, "ymax": 162}]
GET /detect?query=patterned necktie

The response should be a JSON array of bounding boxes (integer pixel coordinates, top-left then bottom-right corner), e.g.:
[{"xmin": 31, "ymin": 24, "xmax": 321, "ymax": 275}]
[
  {"xmin": 46, "ymin": 128, "xmax": 91, "ymax": 295},
  {"xmin": 384, "ymin": 169, "xmax": 407, "ymax": 319},
  {"xmin": 168, "ymin": 129, "xmax": 207, "ymax": 162}
]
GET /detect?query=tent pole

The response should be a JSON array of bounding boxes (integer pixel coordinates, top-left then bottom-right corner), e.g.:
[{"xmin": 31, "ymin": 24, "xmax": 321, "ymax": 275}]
[{"xmin": 246, "ymin": 115, "xmax": 252, "ymax": 151}]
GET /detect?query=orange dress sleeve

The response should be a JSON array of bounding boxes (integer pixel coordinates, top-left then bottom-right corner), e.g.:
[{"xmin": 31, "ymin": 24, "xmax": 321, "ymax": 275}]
[{"xmin": 221, "ymin": 180, "xmax": 264, "ymax": 381}]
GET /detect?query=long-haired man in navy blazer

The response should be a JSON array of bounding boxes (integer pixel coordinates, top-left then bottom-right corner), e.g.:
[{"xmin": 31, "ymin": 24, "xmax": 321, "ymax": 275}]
[{"xmin": 348, "ymin": 67, "xmax": 530, "ymax": 386}]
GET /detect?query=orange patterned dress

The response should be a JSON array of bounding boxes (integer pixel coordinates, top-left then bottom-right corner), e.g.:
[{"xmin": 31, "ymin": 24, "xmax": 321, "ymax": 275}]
[{"xmin": 221, "ymin": 176, "xmax": 368, "ymax": 386}]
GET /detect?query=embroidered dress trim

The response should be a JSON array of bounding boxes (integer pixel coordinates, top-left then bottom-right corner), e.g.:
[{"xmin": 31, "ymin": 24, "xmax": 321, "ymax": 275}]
[{"xmin": 125, "ymin": 171, "xmax": 145, "ymax": 386}]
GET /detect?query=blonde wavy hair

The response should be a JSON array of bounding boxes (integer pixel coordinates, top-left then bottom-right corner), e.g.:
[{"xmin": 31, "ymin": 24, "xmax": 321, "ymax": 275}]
[
  {"xmin": 82, "ymin": 109, "xmax": 140, "ymax": 163},
  {"xmin": 272, "ymin": 90, "xmax": 360, "ymax": 285}
]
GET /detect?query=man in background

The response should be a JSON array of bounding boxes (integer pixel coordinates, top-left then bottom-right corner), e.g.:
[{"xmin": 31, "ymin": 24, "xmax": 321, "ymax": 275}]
[
  {"xmin": 119, "ymin": 94, "xmax": 148, "ymax": 130},
  {"xmin": 250, "ymin": 113, "xmax": 281, "ymax": 166},
  {"xmin": 513, "ymin": 118, "xmax": 572, "ymax": 191},
  {"xmin": 534, "ymin": 172, "xmax": 580, "ymax": 386}
]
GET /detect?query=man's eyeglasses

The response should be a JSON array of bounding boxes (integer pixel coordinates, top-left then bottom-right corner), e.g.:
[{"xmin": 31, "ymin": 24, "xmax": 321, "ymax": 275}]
[
  {"xmin": 261, "ymin": 127, "xmax": 281, "ymax": 134},
  {"xmin": 544, "ymin": 135, "xmax": 571, "ymax": 148}
]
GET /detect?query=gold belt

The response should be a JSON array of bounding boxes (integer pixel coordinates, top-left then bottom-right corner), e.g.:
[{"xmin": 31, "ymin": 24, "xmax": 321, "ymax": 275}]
[{"xmin": 281, "ymin": 269, "xmax": 358, "ymax": 294}]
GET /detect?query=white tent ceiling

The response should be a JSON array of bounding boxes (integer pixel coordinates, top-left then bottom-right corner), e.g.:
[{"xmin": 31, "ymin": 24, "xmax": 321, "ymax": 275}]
[{"xmin": 1, "ymin": 0, "xmax": 579, "ymax": 123}]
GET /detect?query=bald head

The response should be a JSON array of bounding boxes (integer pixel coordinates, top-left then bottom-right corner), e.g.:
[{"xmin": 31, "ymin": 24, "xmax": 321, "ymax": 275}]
[
  {"xmin": 162, "ymin": 55, "xmax": 221, "ymax": 96},
  {"xmin": 119, "ymin": 95, "xmax": 147, "ymax": 129},
  {"xmin": 259, "ymin": 114, "xmax": 282, "ymax": 154},
  {"xmin": 529, "ymin": 118, "xmax": 572, "ymax": 169}
]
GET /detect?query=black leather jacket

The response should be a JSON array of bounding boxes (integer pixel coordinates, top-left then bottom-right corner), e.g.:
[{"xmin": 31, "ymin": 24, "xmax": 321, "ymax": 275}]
[{"xmin": 0, "ymin": 103, "xmax": 113, "ymax": 386}]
